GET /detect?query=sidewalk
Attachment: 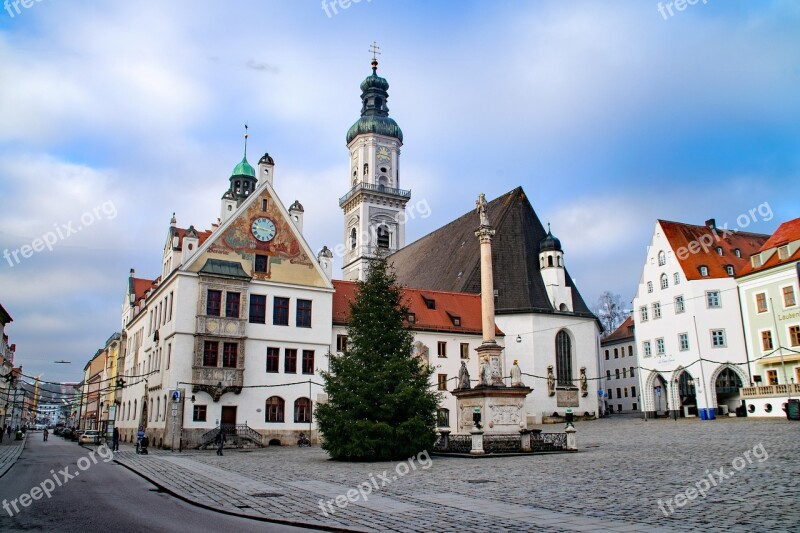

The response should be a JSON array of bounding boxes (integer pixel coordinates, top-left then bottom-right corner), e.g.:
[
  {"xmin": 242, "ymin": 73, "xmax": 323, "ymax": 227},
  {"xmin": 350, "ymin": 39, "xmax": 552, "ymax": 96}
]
[
  {"xmin": 113, "ymin": 440, "xmax": 686, "ymax": 533},
  {"xmin": 0, "ymin": 433, "xmax": 26, "ymax": 479}
]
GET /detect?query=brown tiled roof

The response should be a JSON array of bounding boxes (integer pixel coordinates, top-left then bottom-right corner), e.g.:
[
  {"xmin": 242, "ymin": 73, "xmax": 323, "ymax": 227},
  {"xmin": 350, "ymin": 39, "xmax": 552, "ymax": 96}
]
[
  {"xmin": 737, "ymin": 217, "xmax": 800, "ymax": 276},
  {"xmin": 601, "ymin": 316, "xmax": 634, "ymax": 345},
  {"xmin": 174, "ymin": 226, "xmax": 213, "ymax": 250},
  {"xmin": 659, "ymin": 220, "xmax": 768, "ymax": 280},
  {"xmin": 389, "ymin": 187, "xmax": 594, "ymax": 317},
  {"xmin": 332, "ymin": 280, "xmax": 503, "ymax": 336}
]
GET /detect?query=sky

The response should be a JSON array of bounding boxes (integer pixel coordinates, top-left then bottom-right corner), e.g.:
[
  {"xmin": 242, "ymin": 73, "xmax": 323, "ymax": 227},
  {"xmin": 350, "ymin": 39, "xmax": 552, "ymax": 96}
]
[{"xmin": 0, "ymin": 0, "xmax": 798, "ymax": 383}]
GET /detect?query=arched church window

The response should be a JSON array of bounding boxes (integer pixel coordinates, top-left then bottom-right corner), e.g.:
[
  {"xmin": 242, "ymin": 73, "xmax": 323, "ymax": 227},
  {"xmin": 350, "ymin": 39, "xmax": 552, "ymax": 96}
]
[
  {"xmin": 557, "ymin": 256, "xmax": 561, "ymax": 266},
  {"xmin": 548, "ymin": 256, "xmax": 554, "ymax": 267},
  {"xmin": 658, "ymin": 251, "xmax": 666, "ymax": 266},
  {"xmin": 555, "ymin": 330, "xmax": 573, "ymax": 386},
  {"xmin": 350, "ymin": 228, "xmax": 357, "ymax": 250},
  {"xmin": 377, "ymin": 226, "xmax": 390, "ymax": 249}
]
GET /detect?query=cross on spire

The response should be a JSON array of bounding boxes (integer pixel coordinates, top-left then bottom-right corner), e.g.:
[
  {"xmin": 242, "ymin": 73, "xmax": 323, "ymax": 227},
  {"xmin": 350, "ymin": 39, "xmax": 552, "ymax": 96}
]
[
  {"xmin": 369, "ymin": 41, "xmax": 381, "ymax": 72},
  {"xmin": 243, "ymin": 124, "xmax": 249, "ymax": 158}
]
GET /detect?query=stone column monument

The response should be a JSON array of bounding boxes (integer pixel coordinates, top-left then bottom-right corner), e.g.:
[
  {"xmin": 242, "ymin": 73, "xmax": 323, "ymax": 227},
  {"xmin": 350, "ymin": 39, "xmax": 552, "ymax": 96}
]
[{"xmin": 452, "ymin": 194, "xmax": 532, "ymax": 435}]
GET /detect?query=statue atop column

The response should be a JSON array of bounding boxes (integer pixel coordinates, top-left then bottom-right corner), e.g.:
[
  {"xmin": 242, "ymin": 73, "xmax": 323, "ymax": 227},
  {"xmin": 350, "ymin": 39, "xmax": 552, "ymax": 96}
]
[
  {"xmin": 510, "ymin": 360, "xmax": 524, "ymax": 387},
  {"xmin": 457, "ymin": 360, "xmax": 471, "ymax": 390},
  {"xmin": 476, "ymin": 193, "xmax": 490, "ymax": 227}
]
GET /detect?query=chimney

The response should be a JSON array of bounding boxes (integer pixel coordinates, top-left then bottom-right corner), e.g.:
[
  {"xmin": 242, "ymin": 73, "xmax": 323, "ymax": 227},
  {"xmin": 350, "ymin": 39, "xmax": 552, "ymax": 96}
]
[{"xmin": 705, "ymin": 218, "xmax": 716, "ymax": 231}]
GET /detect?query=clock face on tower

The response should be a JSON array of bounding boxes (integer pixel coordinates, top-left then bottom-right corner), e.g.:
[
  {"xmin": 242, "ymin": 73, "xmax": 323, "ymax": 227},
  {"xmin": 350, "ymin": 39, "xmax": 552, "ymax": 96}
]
[
  {"xmin": 251, "ymin": 217, "xmax": 276, "ymax": 242},
  {"xmin": 376, "ymin": 146, "xmax": 391, "ymax": 163}
]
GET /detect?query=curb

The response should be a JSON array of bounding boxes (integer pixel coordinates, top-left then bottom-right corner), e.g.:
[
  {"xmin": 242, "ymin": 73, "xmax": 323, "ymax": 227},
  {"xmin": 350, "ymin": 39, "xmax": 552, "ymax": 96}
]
[
  {"xmin": 0, "ymin": 435, "xmax": 26, "ymax": 479},
  {"xmin": 113, "ymin": 457, "xmax": 367, "ymax": 533}
]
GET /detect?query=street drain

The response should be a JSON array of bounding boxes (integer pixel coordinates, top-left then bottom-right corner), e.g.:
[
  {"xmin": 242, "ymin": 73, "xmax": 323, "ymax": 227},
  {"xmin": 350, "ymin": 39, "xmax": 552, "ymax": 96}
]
[
  {"xmin": 466, "ymin": 480, "xmax": 494, "ymax": 484},
  {"xmin": 250, "ymin": 492, "xmax": 283, "ymax": 498}
]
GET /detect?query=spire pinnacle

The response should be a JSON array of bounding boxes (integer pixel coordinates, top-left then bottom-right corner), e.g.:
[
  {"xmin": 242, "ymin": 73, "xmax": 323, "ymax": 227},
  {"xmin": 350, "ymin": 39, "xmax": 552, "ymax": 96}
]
[
  {"xmin": 243, "ymin": 124, "xmax": 249, "ymax": 158},
  {"xmin": 369, "ymin": 41, "xmax": 381, "ymax": 72}
]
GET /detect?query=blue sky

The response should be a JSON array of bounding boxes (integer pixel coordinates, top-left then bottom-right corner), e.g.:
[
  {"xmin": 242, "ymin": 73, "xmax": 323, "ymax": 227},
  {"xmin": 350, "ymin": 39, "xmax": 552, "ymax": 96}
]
[{"xmin": 0, "ymin": 0, "xmax": 798, "ymax": 382}]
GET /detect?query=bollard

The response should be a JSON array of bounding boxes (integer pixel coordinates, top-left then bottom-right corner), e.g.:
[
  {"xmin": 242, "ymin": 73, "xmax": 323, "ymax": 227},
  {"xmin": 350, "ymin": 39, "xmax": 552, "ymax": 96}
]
[
  {"xmin": 439, "ymin": 429, "xmax": 451, "ymax": 451},
  {"xmin": 520, "ymin": 428, "xmax": 531, "ymax": 453},
  {"xmin": 565, "ymin": 423, "xmax": 577, "ymax": 451},
  {"xmin": 470, "ymin": 425, "xmax": 485, "ymax": 455}
]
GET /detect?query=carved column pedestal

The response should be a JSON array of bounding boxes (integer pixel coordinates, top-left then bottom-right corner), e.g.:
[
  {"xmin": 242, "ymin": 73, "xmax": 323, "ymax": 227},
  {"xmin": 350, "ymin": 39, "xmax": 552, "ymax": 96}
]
[{"xmin": 453, "ymin": 386, "xmax": 532, "ymax": 435}]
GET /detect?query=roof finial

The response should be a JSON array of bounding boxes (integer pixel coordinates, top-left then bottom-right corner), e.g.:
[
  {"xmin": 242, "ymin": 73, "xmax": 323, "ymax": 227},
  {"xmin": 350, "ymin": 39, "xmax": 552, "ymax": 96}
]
[
  {"xmin": 547, "ymin": 222, "xmax": 551, "ymax": 234},
  {"xmin": 243, "ymin": 123, "xmax": 249, "ymax": 158},
  {"xmin": 369, "ymin": 41, "xmax": 381, "ymax": 73}
]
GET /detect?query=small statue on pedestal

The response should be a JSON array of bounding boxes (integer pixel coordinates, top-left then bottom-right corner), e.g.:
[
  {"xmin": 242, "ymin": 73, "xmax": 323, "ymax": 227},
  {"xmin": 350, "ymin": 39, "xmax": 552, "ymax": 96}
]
[
  {"xmin": 510, "ymin": 360, "xmax": 524, "ymax": 387},
  {"xmin": 580, "ymin": 367, "xmax": 588, "ymax": 397},
  {"xmin": 479, "ymin": 355, "xmax": 492, "ymax": 386},
  {"xmin": 457, "ymin": 360, "xmax": 471, "ymax": 390},
  {"xmin": 547, "ymin": 365, "xmax": 556, "ymax": 396}
]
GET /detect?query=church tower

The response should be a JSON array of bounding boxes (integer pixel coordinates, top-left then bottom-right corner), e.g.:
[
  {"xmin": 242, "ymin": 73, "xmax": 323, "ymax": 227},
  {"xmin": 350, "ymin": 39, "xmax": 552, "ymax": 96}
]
[
  {"xmin": 539, "ymin": 224, "xmax": 574, "ymax": 312},
  {"xmin": 340, "ymin": 46, "xmax": 410, "ymax": 281}
]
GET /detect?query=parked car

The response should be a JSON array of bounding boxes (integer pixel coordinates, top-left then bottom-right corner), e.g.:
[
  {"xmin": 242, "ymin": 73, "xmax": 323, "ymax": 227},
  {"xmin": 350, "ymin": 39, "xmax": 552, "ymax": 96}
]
[
  {"xmin": 71, "ymin": 429, "xmax": 82, "ymax": 441},
  {"xmin": 61, "ymin": 428, "xmax": 73, "ymax": 439},
  {"xmin": 79, "ymin": 430, "xmax": 100, "ymax": 445}
]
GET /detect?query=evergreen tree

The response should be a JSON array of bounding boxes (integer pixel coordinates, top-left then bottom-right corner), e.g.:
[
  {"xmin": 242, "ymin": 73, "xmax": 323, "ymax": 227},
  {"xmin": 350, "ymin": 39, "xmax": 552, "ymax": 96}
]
[{"xmin": 315, "ymin": 255, "xmax": 439, "ymax": 461}]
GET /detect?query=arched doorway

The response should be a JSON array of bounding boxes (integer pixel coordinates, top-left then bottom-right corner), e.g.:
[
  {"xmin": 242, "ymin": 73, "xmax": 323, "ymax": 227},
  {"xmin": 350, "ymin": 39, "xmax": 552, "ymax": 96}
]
[
  {"xmin": 675, "ymin": 370, "xmax": 697, "ymax": 417},
  {"xmin": 140, "ymin": 397, "xmax": 148, "ymax": 430},
  {"xmin": 644, "ymin": 372, "xmax": 669, "ymax": 418},
  {"xmin": 712, "ymin": 365, "xmax": 745, "ymax": 415}
]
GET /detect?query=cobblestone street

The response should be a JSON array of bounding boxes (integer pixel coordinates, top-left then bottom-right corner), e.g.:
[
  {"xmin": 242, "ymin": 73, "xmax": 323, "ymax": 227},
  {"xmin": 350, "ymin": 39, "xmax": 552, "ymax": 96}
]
[{"xmin": 114, "ymin": 417, "xmax": 800, "ymax": 532}]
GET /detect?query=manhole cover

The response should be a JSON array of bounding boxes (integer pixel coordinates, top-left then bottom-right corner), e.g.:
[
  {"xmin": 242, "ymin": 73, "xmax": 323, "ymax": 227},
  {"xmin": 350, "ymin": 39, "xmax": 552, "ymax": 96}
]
[
  {"xmin": 466, "ymin": 479, "xmax": 494, "ymax": 484},
  {"xmin": 250, "ymin": 492, "xmax": 283, "ymax": 498}
]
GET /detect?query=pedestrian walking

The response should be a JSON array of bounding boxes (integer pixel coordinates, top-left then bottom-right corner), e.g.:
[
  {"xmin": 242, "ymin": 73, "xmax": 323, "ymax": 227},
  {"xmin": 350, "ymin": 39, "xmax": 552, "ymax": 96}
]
[
  {"xmin": 215, "ymin": 430, "xmax": 226, "ymax": 456},
  {"xmin": 112, "ymin": 427, "xmax": 119, "ymax": 451},
  {"xmin": 43, "ymin": 427, "xmax": 48, "ymax": 441}
]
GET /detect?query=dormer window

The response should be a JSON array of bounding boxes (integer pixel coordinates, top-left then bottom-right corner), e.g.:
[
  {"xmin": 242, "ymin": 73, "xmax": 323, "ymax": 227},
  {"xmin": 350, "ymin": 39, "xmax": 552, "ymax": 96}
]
[
  {"xmin": 447, "ymin": 313, "xmax": 461, "ymax": 327},
  {"xmin": 726, "ymin": 265, "xmax": 735, "ymax": 276},
  {"xmin": 407, "ymin": 313, "xmax": 416, "ymax": 324},
  {"xmin": 778, "ymin": 245, "xmax": 790, "ymax": 260},
  {"xmin": 422, "ymin": 296, "xmax": 436, "ymax": 310},
  {"xmin": 751, "ymin": 255, "xmax": 762, "ymax": 268},
  {"xmin": 734, "ymin": 248, "xmax": 741, "ymax": 258},
  {"xmin": 716, "ymin": 247, "xmax": 723, "ymax": 256},
  {"xmin": 699, "ymin": 265, "xmax": 709, "ymax": 277}
]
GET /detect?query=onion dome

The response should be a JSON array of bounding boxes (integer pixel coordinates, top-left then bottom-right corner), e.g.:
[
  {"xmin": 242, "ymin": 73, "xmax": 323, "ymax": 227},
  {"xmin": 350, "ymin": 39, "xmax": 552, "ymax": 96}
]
[{"xmin": 540, "ymin": 224, "xmax": 562, "ymax": 252}]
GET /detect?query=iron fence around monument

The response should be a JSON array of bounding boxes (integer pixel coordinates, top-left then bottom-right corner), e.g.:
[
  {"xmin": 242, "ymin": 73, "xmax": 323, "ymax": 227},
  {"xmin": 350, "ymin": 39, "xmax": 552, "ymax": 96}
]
[
  {"xmin": 434, "ymin": 431, "xmax": 567, "ymax": 454},
  {"xmin": 532, "ymin": 432, "xmax": 567, "ymax": 452}
]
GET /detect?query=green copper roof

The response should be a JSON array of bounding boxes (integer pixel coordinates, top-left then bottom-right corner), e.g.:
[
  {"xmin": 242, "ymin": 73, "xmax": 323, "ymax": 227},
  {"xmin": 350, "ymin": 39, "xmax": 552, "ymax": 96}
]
[
  {"xmin": 232, "ymin": 156, "xmax": 256, "ymax": 178},
  {"xmin": 360, "ymin": 73, "xmax": 389, "ymax": 92},
  {"xmin": 346, "ymin": 116, "xmax": 403, "ymax": 144}
]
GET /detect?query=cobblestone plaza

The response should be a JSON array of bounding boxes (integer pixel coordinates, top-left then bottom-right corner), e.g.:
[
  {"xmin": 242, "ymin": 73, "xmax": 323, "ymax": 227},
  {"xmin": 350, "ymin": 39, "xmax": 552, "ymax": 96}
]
[{"xmin": 115, "ymin": 417, "xmax": 799, "ymax": 532}]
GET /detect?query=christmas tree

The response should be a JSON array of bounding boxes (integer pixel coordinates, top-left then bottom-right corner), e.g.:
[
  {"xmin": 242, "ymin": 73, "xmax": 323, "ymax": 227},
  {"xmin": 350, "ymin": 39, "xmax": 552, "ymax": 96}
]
[{"xmin": 315, "ymin": 255, "xmax": 439, "ymax": 461}]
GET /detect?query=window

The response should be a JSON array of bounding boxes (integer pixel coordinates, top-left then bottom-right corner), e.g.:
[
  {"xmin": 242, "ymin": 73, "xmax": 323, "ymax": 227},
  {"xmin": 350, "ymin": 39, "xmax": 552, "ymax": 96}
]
[
  {"xmin": 624, "ymin": 388, "xmax": 629, "ymax": 398},
  {"xmin": 436, "ymin": 408, "xmax": 450, "ymax": 428},
  {"xmin": 656, "ymin": 338, "xmax": 665, "ymax": 355},
  {"xmin": 658, "ymin": 251, "xmax": 666, "ymax": 266},
  {"xmin": 262, "ymin": 199, "xmax": 268, "ymax": 211},
  {"xmin": 615, "ymin": 369, "xmax": 620, "ymax": 379},
  {"xmin": 284, "ymin": 349, "xmax": 297, "ymax": 373},
  {"xmin": 616, "ymin": 388, "xmax": 622, "ymax": 399},
  {"xmin": 207, "ymin": 290, "xmax": 222, "ymax": 316},
  {"xmin": 350, "ymin": 228, "xmax": 357, "ymax": 250},
  {"xmin": 783, "ymin": 286, "xmax": 797, "ymax": 308},
  {"xmin": 653, "ymin": 302, "xmax": 662, "ymax": 319},
  {"xmin": 711, "ymin": 329, "xmax": 726, "ymax": 348},
  {"xmin": 751, "ymin": 255, "xmax": 762, "ymax": 268},
  {"xmin": 631, "ymin": 386, "xmax": 637, "ymax": 397},
  {"xmin": 294, "ymin": 398, "xmax": 312, "ymax": 423},
  {"xmin": 437, "ymin": 374, "xmax": 448, "ymax": 391},
  {"xmin": 622, "ymin": 368, "xmax": 627, "ymax": 378},
  {"xmin": 460, "ymin": 343, "xmax": 470, "ymax": 359},
  {"xmin": 628, "ymin": 346, "xmax": 633, "ymax": 357},
  {"xmin": 607, "ymin": 389, "xmax": 613, "ymax": 399},
  {"xmin": 643, "ymin": 341, "xmax": 652, "ymax": 357},
  {"xmin": 699, "ymin": 266, "xmax": 708, "ymax": 277},
  {"xmin": 614, "ymin": 348, "xmax": 619, "ymax": 359},
  {"xmin": 778, "ymin": 245, "xmax": 790, "ymax": 259},
  {"xmin": 249, "ymin": 294, "xmax": 266, "ymax": 324},
  {"xmin": 734, "ymin": 248, "xmax": 741, "ymax": 258},
  {"xmin": 726, "ymin": 265, "xmax": 734, "ymax": 276},
  {"xmin": 706, "ymin": 291, "xmax": 721, "ymax": 308},
  {"xmin": 716, "ymin": 246, "xmax": 723, "ymax": 256},
  {"xmin": 555, "ymin": 330, "xmax": 573, "ymax": 385},
  {"xmin": 376, "ymin": 226, "xmax": 390, "ymax": 249},
  {"xmin": 302, "ymin": 350, "xmax": 315, "ymax": 374},
  {"xmin": 222, "ymin": 342, "xmax": 238, "ymax": 368},
  {"xmin": 674, "ymin": 273, "xmax": 680, "ymax": 285},
  {"xmin": 755, "ymin": 293, "xmax": 768, "ymax": 313},
  {"xmin": 766, "ymin": 370, "xmax": 778, "ymax": 385},
  {"xmin": 660, "ymin": 274, "xmax": 668, "ymax": 290},
  {"xmin": 296, "ymin": 299, "xmax": 312, "ymax": 328},
  {"xmin": 604, "ymin": 350, "xmax": 609, "ymax": 360},
  {"xmin": 265, "ymin": 396, "xmax": 284, "ymax": 422},
  {"xmin": 273, "ymin": 297, "xmax": 289, "ymax": 326},
  {"xmin": 225, "ymin": 292, "xmax": 240, "ymax": 318},
  {"xmin": 168, "ymin": 291, "xmax": 173, "ymax": 322},
  {"xmin": 679, "ymin": 333, "xmax": 689, "ymax": 351},
  {"xmin": 254, "ymin": 254, "xmax": 268, "ymax": 273},
  {"xmin": 166, "ymin": 343, "xmax": 171, "ymax": 369},
  {"xmin": 640, "ymin": 306, "xmax": 649, "ymax": 322},
  {"xmin": 192, "ymin": 405, "xmax": 207, "ymax": 422},
  {"xmin": 647, "ymin": 281, "xmax": 653, "ymax": 293},
  {"xmin": 606, "ymin": 370, "xmax": 611, "ymax": 379},
  {"xmin": 630, "ymin": 367, "xmax": 635, "ymax": 378},
  {"xmin": 407, "ymin": 313, "xmax": 416, "ymax": 324},
  {"xmin": 336, "ymin": 334, "xmax": 348, "ymax": 353},
  {"xmin": 790, "ymin": 326, "xmax": 800, "ymax": 347},
  {"xmin": 266, "ymin": 347, "xmax": 280, "ymax": 372},
  {"xmin": 437, "ymin": 341, "xmax": 447, "ymax": 358},
  {"xmin": 675, "ymin": 295, "xmax": 685, "ymax": 314},
  {"xmin": 203, "ymin": 341, "xmax": 218, "ymax": 367},
  {"xmin": 761, "ymin": 330, "xmax": 773, "ymax": 351},
  {"xmin": 423, "ymin": 296, "xmax": 436, "ymax": 310}
]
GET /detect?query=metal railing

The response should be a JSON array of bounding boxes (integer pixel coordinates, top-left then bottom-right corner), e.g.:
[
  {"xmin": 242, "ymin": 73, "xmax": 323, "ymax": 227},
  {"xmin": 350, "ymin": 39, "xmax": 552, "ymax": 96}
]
[
  {"xmin": 339, "ymin": 182, "xmax": 411, "ymax": 207},
  {"xmin": 200, "ymin": 423, "xmax": 263, "ymax": 448}
]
